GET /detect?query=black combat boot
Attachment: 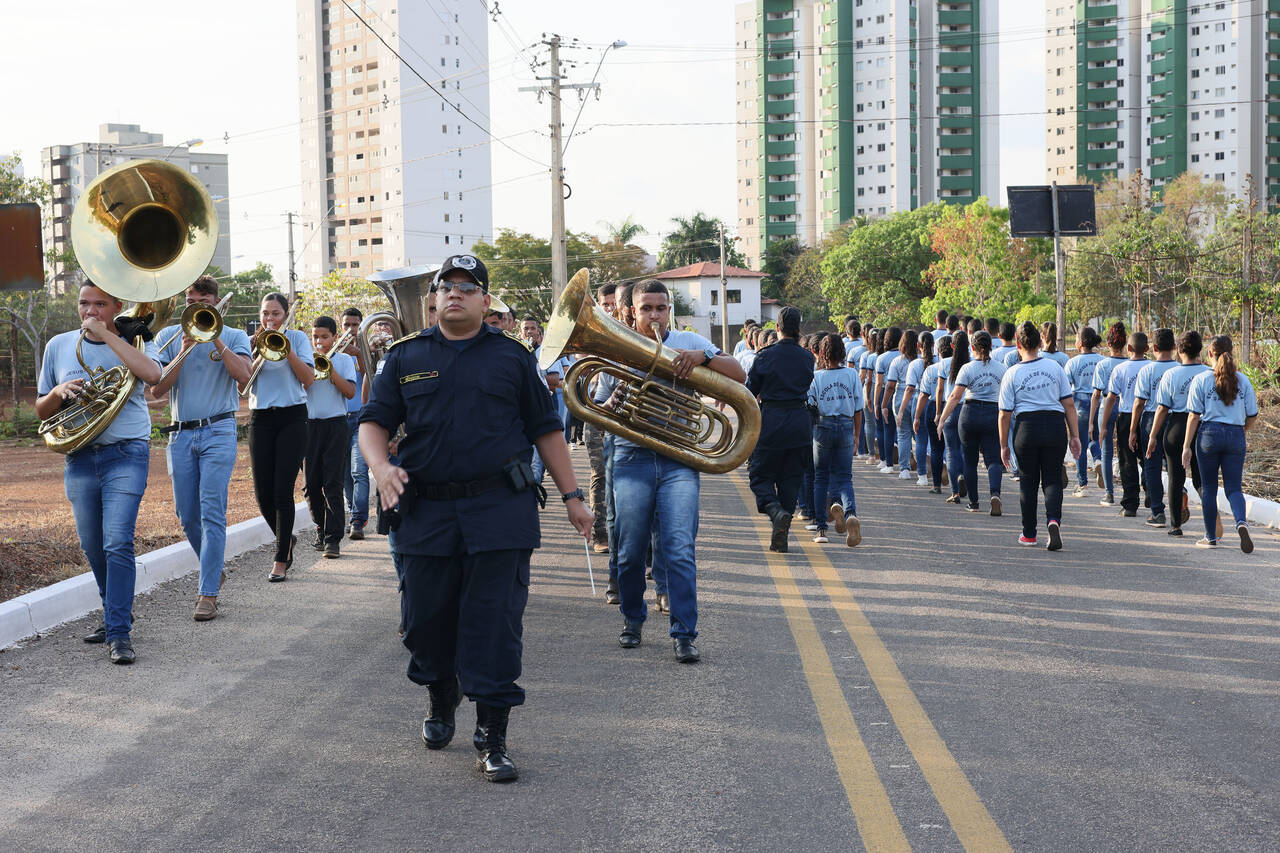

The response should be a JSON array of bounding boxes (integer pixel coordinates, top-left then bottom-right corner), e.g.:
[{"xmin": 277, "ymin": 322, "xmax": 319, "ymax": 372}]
[
  {"xmin": 421, "ymin": 679, "xmax": 461, "ymax": 750},
  {"xmin": 473, "ymin": 703, "xmax": 518, "ymax": 783},
  {"xmin": 764, "ymin": 502, "xmax": 792, "ymax": 553}
]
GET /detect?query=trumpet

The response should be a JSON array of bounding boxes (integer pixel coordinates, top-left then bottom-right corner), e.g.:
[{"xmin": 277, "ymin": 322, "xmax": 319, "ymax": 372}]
[
  {"xmin": 314, "ymin": 328, "xmax": 356, "ymax": 381},
  {"xmin": 240, "ymin": 303, "xmax": 296, "ymax": 397},
  {"xmin": 156, "ymin": 293, "xmax": 234, "ymax": 381}
]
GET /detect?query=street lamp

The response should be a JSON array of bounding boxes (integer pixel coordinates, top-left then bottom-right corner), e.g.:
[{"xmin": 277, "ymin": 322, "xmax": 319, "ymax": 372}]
[
  {"xmin": 562, "ymin": 39, "xmax": 627, "ymax": 157},
  {"xmin": 161, "ymin": 137, "xmax": 203, "ymax": 162}
]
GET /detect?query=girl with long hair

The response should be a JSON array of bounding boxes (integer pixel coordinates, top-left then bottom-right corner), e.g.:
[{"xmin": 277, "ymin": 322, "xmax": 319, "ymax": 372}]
[
  {"xmin": 998, "ymin": 322, "xmax": 1081, "ymax": 550},
  {"xmin": 874, "ymin": 326, "xmax": 902, "ymax": 471},
  {"xmin": 939, "ymin": 330, "xmax": 1007, "ymax": 515},
  {"xmin": 886, "ymin": 330, "xmax": 919, "ymax": 479},
  {"xmin": 1040, "ymin": 322, "xmax": 1068, "ymax": 368},
  {"xmin": 937, "ymin": 330, "xmax": 970, "ymax": 502},
  {"xmin": 860, "ymin": 329, "xmax": 881, "ymax": 465},
  {"xmin": 914, "ymin": 334, "xmax": 950, "ymax": 493},
  {"xmin": 1182, "ymin": 335, "xmax": 1259, "ymax": 552},
  {"xmin": 1089, "ymin": 321, "xmax": 1129, "ymax": 505},
  {"xmin": 808, "ymin": 334, "xmax": 863, "ymax": 547},
  {"xmin": 1146, "ymin": 330, "xmax": 1209, "ymax": 537},
  {"xmin": 1066, "ymin": 326, "xmax": 1104, "ymax": 496},
  {"xmin": 900, "ymin": 332, "xmax": 935, "ymax": 486}
]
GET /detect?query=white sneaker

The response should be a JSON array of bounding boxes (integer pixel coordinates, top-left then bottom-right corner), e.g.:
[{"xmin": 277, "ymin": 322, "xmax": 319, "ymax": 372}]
[
  {"xmin": 898, "ymin": 469, "xmax": 913, "ymax": 480},
  {"xmin": 804, "ymin": 522, "xmax": 819, "ymax": 531},
  {"xmin": 878, "ymin": 464, "xmax": 892, "ymax": 473},
  {"xmin": 812, "ymin": 532, "xmax": 829, "ymax": 544},
  {"xmin": 1072, "ymin": 484, "xmax": 1087, "ymax": 498},
  {"xmin": 916, "ymin": 475, "xmax": 929, "ymax": 486}
]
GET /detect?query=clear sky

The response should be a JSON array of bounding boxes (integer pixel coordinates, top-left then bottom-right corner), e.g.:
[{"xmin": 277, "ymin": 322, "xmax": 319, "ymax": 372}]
[{"xmin": 2, "ymin": 0, "xmax": 1044, "ymax": 278}]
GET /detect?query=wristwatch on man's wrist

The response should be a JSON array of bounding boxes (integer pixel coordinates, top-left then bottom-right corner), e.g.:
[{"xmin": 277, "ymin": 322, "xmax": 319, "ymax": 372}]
[
  {"xmin": 561, "ymin": 488, "xmax": 585, "ymax": 503},
  {"xmin": 702, "ymin": 346, "xmax": 717, "ymax": 365}
]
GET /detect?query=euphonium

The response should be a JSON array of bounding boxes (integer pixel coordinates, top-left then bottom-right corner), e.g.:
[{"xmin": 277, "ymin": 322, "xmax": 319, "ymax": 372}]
[
  {"xmin": 540, "ymin": 269, "xmax": 761, "ymax": 475},
  {"xmin": 240, "ymin": 303, "xmax": 296, "ymax": 397},
  {"xmin": 357, "ymin": 264, "xmax": 436, "ymax": 377},
  {"xmin": 39, "ymin": 159, "xmax": 218, "ymax": 453},
  {"xmin": 314, "ymin": 328, "xmax": 356, "ymax": 381},
  {"xmin": 155, "ymin": 293, "xmax": 234, "ymax": 382}
]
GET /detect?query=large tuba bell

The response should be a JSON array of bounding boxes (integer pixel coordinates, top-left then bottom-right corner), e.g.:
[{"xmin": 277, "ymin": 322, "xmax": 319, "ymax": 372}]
[
  {"xmin": 357, "ymin": 264, "xmax": 437, "ymax": 376},
  {"xmin": 39, "ymin": 159, "xmax": 218, "ymax": 453},
  {"xmin": 541, "ymin": 269, "xmax": 760, "ymax": 475}
]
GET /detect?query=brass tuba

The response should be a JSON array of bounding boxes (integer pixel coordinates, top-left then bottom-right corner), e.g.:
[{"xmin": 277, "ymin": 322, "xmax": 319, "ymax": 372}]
[
  {"xmin": 356, "ymin": 264, "xmax": 437, "ymax": 376},
  {"xmin": 39, "ymin": 159, "xmax": 218, "ymax": 453},
  {"xmin": 540, "ymin": 269, "xmax": 760, "ymax": 475}
]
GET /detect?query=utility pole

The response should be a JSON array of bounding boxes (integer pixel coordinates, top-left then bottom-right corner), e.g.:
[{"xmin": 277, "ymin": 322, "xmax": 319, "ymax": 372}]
[
  {"xmin": 521, "ymin": 35, "xmax": 603, "ymax": 306},
  {"xmin": 1241, "ymin": 182, "xmax": 1255, "ymax": 365},
  {"xmin": 286, "ymin": 211, "xmax": 297, "ymax": 302},
  {"xmin": 1050, "ymin": 182, "xmax": 1067, "ymax": 351},
  {"xmin": 718, "ymin": 223, "xmax": 729, "ymax": 351}
]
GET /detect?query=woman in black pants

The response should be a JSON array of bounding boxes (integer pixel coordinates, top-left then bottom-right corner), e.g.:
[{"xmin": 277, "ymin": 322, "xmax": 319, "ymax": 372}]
[
  {"xmin": 244, "ymin": 293, "xmax": 316, "ymax": 580},
  {"xmin": 1145, "ymin": 330, "xmax": 1210, "ymax": 537},
  {"xmin": 998, "ymin": 322, "xmax": 1082, "ymax": 550},
  {"xmin": 938, "ymin": 331, "xmax": 1006, "ymax": 515}
]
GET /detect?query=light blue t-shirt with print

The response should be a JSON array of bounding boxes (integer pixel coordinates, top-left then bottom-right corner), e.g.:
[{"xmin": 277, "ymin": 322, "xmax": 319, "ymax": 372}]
[
  {"xmin": 156, "ymin": 325, "xmax": 252, "ymax": 421},
  {"xmin": 1092, "ymin": 355, "xmax": 1128, "ymax": 395},
  {"xmin": 998, "ymin": 357, "xmax": 1072, "ymax": 416},
  {"xmin": 1133, "ymin": 359, "xmax": 1179, "ymax": 406},
  {"xmin": 1107, "ymin": 358, "xmax": 1148, "ymax": 414},
  {"xmin": 38, "ymin": 329, "xmax": 161, "ymax": 447},
  {"xmin": 1155, "ymin": 363, "xmax": 1211, "ymax": 412},
  {"xmin": 248, "ymin": 328, "xmax": 315, "ymax": 410},
  {"xmin": 306, "ymin": 350, "xmax": 357, "ymax": 420},
  {"xmin": 1186, "ymin": 371, "xmax": 1259, "ymax": 426},
  {"xmin": 808, "ymin": 367, "xmax": 865, "ymax": 417},
  {"xmin": 955, "ymin": 358, "xmax": 1007, "ymax": 403},
  {"xmin": 886, "ymin": 354, "xmax": 910, "ymax": 408},
  {"xmin": 1066, "ymin": 352, "xmax": 1104, "ymax": 397}
]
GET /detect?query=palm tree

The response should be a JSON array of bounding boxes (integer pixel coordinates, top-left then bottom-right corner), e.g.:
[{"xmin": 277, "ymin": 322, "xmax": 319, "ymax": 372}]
[
  {"xmin": 599, "ymin": 215, "xmax": 646, "ymax": 245},
  {"xmin": 658, "ymin": 212, "xmax": 747, "ymax": 271}
]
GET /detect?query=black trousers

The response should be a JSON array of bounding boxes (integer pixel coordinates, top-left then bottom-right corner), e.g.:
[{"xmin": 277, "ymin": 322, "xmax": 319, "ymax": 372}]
[
  {"xmin": 305, "ymin": 415, "xmax": 350, "ymax": 547},
  {"xmin": 1011, "ymin": 411, "xmax": 1067, "ymax": 539},
  {"xmin": 249, "ymin": 404, "xmax": 308, "ymax": 562},
  {"xmin": 400, "ymin": 548, "xmax": 531, "ymax": 708},
  {"xmin": 1115, "ymin": 412, "xmax": 1142, "ymax": 512},
  {"xmin": 748, "ymin": 445, "xmax": 809, "ymax": 514},
  {"xmin": 1163, "ymin": 412, "xmax": 1201, "ymax": 526}
]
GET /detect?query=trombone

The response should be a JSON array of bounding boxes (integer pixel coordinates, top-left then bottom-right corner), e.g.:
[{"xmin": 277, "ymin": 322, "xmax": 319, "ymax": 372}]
[
  {"xmin": 240, "ymin": 303, "xmax": 297, "ymax": 397},
  {"xmin": 155, "ymin": 293, "xmax": 234, "ymax": 381},
  {"xmin": 314, "ymin": 328, "xmax": 356, "ymax": 382}
]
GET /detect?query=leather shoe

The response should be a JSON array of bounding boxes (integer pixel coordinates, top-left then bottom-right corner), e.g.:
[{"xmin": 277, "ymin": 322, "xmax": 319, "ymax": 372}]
[
  {"xmin": 605, "ymin": 582, "xmax": 619, "ymax": 605},
  {"xmin": 83, "ymin": 624, "xmax": 106, "ymax": 644},
  {"xmin": 422, "ymin": 679, "xmax": 461, "ymax": 750},
  {"xmin": 618, "ymin": 620, "xmax": 642, "ymax": 648},
  {"xmin": 107, "ymin": 637, "xmax": 136, "ymax": 665},
  {"xmin": 655, "ymin": 593, "xmax": 670, "ymax": 613},
  {"xmin": 349, "ymin": 525, "xmax": 365, "ymax": 541},
  {"xmin": 765, "ymin": 503, "xmax": 792, "ymax": 553},
  {"xmin": 673, "ymin": 637, "xmax": 700, "ymax": 663}
]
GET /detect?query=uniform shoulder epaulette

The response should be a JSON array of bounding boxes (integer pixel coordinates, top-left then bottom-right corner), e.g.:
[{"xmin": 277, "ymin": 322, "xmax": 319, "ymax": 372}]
[
  {"xmin": 386, "ymin": 331, "xmax": 423, "ymax": 351},
  {"xmin": 502, "ymin": 329, "xmax": 533, "ymax": 352}
]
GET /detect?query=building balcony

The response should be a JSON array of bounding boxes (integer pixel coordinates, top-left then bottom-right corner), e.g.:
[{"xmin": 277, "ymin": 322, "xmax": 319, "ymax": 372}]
[
  {"xmin": 766, "ymin": 159, "xmax": 798, "ymax": 176},
  {"xmin": 938, "ymin": 72, "xmax": 974, "ymax": 87},
  {"xmin": 766, "ymin": 99, "xmax": 796, "ymax": 115},
  {"xmin": 768, "ymin": 201, "xmax": 797, "ymax": 216},
  {"xmin": 765, "ymin": 79, "xmax": 795, "ymax": 96},
  {"xmin": 765, "ymin": 220, "xmax": 798, "ymax": 237},
  {"xmin": 938, "ymin": 92, "xmax": 976, "ymax": 108},
  {"xmin": 1085, "ymin": 4, "xmax": 1119, "ymax": 18},
  {"xmin": 939, "ymin": 51, "xmax": 974, "ymax": 67},
  {"xmin": 767, "ymin": 179, "xmax": 797, "ymax": 195},
  {"xmin": 764, "ymin": 59, "xmax": 794, "ymax": 76},
  {"xmin": 767, "ymin": 37, "xmax": 795, "ymax": 53},
  {"xmin": 938, "ymin": 155, "xmax": 974, "ymax": 170},
  {"xmin": 766, "ymin": 140, "xmax": 796, "ymax": 156},
  {"xmin": 765, "ymin": 120, "xmax": 796, "ymax": 135},
  {"xmin": 764, "ymin": 16, "xmax": 794, "ymax": 34},
  {"xmin": 939, "ymin": 175, "xmax": 976, "ymax": 191},
  {"xmin": 1082, "ymin": 147, "xmax": 1121, "ymax": 164}
]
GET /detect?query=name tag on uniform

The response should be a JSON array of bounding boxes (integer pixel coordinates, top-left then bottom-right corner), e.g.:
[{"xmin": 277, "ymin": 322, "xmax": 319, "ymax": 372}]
[{"xmin": 400, "ymin": 371, "xmax": 439, "ymax": 385}]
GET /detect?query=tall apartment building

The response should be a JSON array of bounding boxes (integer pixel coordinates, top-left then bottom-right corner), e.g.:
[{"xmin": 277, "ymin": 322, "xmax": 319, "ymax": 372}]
[
  {"xmin": 297, "ymin": 0, "xmax": 493, "ymax": 282},
  {"xmin": 1046, "ymin": 0, "xmax": 1280, "ymax": 203},
  {"xmin": 735, "ymin": 0, "xmax": 1000, "ymax": 269},
  {"xmin": 40, "ymin": 124, "xmax": 231, "ymax": 294}
]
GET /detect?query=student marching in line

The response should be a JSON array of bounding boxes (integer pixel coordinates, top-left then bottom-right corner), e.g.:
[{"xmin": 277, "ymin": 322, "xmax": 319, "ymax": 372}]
[
  {"xmin": 860, "ymin": 329, "xmax": 882, "ymax": 466},
  {"xmin": 1065, "ymin": 326, "xmax": 1104, "ymax": 497},
  {"xmin": 886, "ymin": 330, "xmax": 919, "ymax": 480},
  {"xmin": 1089, "ymin": 322, "xmax": 1129, "ymax": 506},
  {"xmin": 808, "ymin": 335, "xmax": 864, "ymax": 547},
  {"xmin": 998, "ymin": 322, "xmax": 1082, "ymax": 551},
  {"xmin": 915, "ymin": 334, "xmax": 951, "ymax": 494},
  {"xmin": 939, "ymin": 330, "xmax": 1006, "ymax": 515},
  {"xmin": 1130, "ymin": 328, "xmax": 1179, "ymax": 527},
  {"xmin": 1182, "ymin": 334, "xmax": 1259, "ymax": 552},
  {"xmin": 1102, "ymin": 331, "xmax": 1151, "ymax": 518},
  {"xmin": 874, "ymin": 327, "xmax": 903, "ymax": 472},
  {"xmin": 900, "ymin": 333, "xmax": 936, "ymax": 487},
  {"xmin": 936, "ymin": 330, "xmax": 969, "ymax": 504},
  {"xmin": 1146, "ymin": 330, "xmax": 1211, "ymax": 538}
]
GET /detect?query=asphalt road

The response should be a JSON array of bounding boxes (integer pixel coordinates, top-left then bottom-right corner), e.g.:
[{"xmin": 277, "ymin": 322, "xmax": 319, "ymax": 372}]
[{"xmin": 1, "ymin": 449, "xmax": 1278, "ymax": 852}]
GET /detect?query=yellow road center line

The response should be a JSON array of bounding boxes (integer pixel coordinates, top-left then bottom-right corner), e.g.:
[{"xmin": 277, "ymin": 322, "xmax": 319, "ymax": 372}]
[
  {"xmin": 730, "ymin": 477, "xmax": 910, "ymax": 852},
  {"xmin": 795, "ymin": 535, "xmax": 1014, "ymax": 853}
]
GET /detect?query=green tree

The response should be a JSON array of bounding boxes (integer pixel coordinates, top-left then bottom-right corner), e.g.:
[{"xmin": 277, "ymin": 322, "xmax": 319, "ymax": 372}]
[
  {"xmin": 657, "ymin": 212, "xmax": 746, "ymax": 271},
  {"xmin": 761, "ymin": 236, "xmax": 804, "ymax": 300},
  {"xmin": 599, "ymin": 215, "xmax": 646, "ymax": 245},
  {"xmin": 471, "ymin": 229, "xmax": 596, "ymax": 321}
]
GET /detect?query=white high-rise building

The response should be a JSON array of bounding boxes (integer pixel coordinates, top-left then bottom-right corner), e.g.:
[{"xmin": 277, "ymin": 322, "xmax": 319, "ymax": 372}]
[{"xmin": 297, "ymin": 0, "xmax": 493, "ymax": 283}]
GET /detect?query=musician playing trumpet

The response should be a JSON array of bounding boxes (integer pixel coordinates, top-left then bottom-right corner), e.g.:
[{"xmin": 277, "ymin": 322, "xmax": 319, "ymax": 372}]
[
  {"xmin": 36, "ymin": 283, "xmax": 164, "ymax": 664},
  {"xmin": 150, "ymin": 275, "xmax": 252, "ymax": 623},
  {"xmin": 306, "ymin": 316, "xmax": 357, "ymax": 558}
]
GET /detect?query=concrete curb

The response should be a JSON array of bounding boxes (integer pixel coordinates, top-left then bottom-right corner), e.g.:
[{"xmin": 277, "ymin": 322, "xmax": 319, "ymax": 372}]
[
  {"xmin": 1, "ymin": 501, "xmax": 314, "ymax": 650},
  {"xmin": 1180, "ymin": 476, "xmax": 1280, "ymax": 529}
]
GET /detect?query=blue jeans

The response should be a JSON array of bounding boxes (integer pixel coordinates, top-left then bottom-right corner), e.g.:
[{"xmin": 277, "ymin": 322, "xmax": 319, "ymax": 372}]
[
  {"xmin": 65, "ymin": 439, "xmax": 150, "ymax": 641},
  {"xmin": 1139, "ymin": 410, "xmax": 1166, "ymax": 516},
  {"xmin": 896, "ymin": 401, "xmax": 913, "ymax": 472},
  {"xmin": 612, "ymin": 447, "xmax": 699, "ymax": 639},
  {"xmin": 604, "ymin": 434, "xmax": 617, "ymax": 585},
  {"xmin": 167, "ymin": 418, "xmax": 238, "ymax": 597},
  {"xmin": 959, "ymin": 401, "xmax": 1003, "ymax": 503},
  {"xmin": 943, "ymin": 401, "xmax": 965, "ymax": 496},
  {"xmin": 916, "ymin": 402, "xmax": 940, "ymax": 484},
  {"xmin": 863, "ymin": 399, "xmax": 877, "ymax": 457},
  {"xmin": 1074, "ymin": 393, "xmax": 1101, "ymax": 486},
  {"xmin": 1196, "ymin": 421, "xmax": 1247, "ymax": 538},
  {"xmin": 1097, "ymin": 404, "xmax": 1117, "ymax": 494},
  {"xmin": 345, "ymin": 412, "xmax": 369, "ymax": 527},
  {"xmin": 813, "ymin": 417, "xmax": 857, "ymax": 527}
]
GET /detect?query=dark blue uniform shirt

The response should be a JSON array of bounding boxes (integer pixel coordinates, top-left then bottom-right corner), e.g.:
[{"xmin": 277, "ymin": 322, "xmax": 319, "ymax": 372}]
[
  {"xmin": 359, "ymin": 323, "xmax": 562, "ymax": 556},
  {"xmin": 746, "ymin": 337, "xmax": 815, "ymax": 450}
]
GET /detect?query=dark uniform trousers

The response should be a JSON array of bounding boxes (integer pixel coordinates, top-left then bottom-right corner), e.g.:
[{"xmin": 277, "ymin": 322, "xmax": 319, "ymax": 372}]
[
  {"xmin": 402, "ymin": 548, "xmax": 532, "ymax": 709},
  {"xmin": 748, "ymin": 445, "xmax": 809, "ymax": 514},
  {"xmin": 304, "ymin": 415, "xmax": 350, "ymax": 547}
]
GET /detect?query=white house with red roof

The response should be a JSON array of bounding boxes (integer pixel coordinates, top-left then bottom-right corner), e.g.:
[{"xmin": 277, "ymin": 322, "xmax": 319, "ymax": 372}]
[{"xmin": 651, "ymin": 262, "xmax": 766, "ymax": 351}]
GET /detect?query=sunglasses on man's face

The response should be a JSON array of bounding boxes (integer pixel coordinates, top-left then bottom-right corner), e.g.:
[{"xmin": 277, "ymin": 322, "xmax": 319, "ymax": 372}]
[{"xmin": 432, "ymin": 280, "xmax": 484, "ymax": 295}]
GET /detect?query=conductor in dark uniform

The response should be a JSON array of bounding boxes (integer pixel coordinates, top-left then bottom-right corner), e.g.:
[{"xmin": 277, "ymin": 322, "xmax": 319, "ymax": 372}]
[
  {"xmin": 358, "ymin": 254, "xmax": 593, "ymax": 783},
  {"xmin": 746, "ymin": 307, "xmax": 815, "ymax": 552}
]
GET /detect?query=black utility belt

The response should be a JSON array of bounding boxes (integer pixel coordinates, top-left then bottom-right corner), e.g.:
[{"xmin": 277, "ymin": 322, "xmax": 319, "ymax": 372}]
[
  {"xmin": 161, "ymin": 411, "xmax": 236, "ymax": 434},
  {"xmin": 410, "ymin": 474, "xmax": 507, "ymax": 500}
]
